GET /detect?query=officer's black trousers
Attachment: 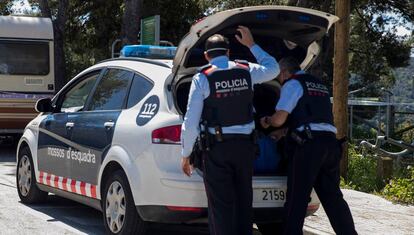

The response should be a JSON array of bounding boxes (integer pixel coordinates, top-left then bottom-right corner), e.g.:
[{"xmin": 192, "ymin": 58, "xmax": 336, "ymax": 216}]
[
  {"xmin": 284, "ymin": 133, "xmax": 357, "ymax": 235},
  {"xmin": 203, "ymin": 138, "xmax": 255, "ymax": 235}
]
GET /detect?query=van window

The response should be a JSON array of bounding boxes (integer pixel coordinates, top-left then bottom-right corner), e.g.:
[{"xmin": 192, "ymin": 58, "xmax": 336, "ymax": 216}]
[
  {"xmin": 88, "ymin": 69, "xmax": 133, "ymax": 111},
  {"xmin": 127, "ymin": 74, "xmax": 154, "ymax": 108},
  {"xmin": 0, "ymin": 40, "xmax": 49, "ymax": 75},
  {"xmin": 61, "ymin": 72, "xmax": 100, "ymax": 113}
]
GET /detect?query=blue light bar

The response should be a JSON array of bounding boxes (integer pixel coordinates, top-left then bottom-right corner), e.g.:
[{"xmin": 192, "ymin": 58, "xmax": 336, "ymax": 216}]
[{"xmin": 120, "ymin": 45, "xmax": 177, "ymax": 59}]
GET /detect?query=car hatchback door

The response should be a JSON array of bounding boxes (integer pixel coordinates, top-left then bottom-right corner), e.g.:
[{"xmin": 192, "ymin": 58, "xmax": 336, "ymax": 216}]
[{"xmin": 67, "ymin": 68, "xmax": 134, "ymax": 187}]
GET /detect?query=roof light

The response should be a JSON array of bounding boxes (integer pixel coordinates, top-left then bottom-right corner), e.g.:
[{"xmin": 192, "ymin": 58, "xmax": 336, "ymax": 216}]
[{"xmin": 120, "ymin": 45, "xmax": 177, "ymax": 59}]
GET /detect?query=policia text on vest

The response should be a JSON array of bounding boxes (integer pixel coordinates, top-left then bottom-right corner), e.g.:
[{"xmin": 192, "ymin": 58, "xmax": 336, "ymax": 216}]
[{"xmin": 181, "ymin": 27, "xmax": 279, "ymax": 235}]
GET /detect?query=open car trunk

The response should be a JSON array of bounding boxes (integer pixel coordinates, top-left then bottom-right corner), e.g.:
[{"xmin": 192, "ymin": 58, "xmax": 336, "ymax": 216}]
[{"xmin": 173, "ymin": 6, "xmax": 338, "ymax": 176}]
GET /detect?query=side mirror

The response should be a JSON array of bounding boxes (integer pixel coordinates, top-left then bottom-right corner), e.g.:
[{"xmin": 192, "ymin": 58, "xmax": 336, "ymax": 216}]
[{"xmin": 35, "ymin": 98, "xmax": 53, "ymax": 113}]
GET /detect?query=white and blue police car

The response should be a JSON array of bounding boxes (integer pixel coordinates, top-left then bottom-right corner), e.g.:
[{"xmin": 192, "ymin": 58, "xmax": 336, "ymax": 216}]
[{"xmin": 16, "ymin": 6, "xmax": 338, "ymax": 235}]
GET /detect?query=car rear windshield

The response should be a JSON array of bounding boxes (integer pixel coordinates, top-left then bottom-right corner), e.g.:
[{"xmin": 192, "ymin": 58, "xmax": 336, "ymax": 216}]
[{"xmin": 0, "ymin": 40, "xmax": 50, "ymax": 76}]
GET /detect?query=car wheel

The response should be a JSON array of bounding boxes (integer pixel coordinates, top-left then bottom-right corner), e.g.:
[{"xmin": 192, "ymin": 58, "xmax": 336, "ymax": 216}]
[
  {"xmin": 16, "ymin": 146, "xmax": 48, "ymax": 203},
  {"xmin": 257, "ymin": 222, "xmax": 285, "ymax": 235},
  {"xmin": 103, "ymin": 170, "xmax": 147, "ymax": 235}
]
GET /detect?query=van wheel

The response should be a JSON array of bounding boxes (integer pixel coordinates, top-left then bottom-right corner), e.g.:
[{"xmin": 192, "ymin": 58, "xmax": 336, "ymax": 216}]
[
  {"xmin": 257, "ymin": 222, "xmax": 284, "ymax": 235},
  {"xmin": 16, "ymin": 146, "xmax": 48, "ymax": 203},
  {"xmin": 103, "ymin": 170, "xmax": 147, "ymax": 235}
]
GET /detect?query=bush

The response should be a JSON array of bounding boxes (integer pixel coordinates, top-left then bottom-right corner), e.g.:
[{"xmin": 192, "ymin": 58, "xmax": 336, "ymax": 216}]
[
  {"xmin": 342, "ymin": 145, "xmax": 414, "ymax": 205},
  {"xmin": 343, "ymin": 145, "xmax": 381, "ymax": 193},
  {"xmin": 381, "ymin": 167, "xmax": 414, "ymax": 204}
]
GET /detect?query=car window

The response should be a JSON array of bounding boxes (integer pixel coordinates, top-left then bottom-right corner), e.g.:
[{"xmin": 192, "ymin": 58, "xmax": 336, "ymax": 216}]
[
  {"xmin": 0, "ymin": 40, "xmax": 49, "ymax": 75},
  {"xmin": 87, "ymin": 68, "xmax": 133, "ymax": 111},
  {"xmin": 127, "ymin": 74, "xmax": 154, "ymax": 108},
  {"xmin": 61, "ymin": 72, "xmax": 100, "ymax": 113}
]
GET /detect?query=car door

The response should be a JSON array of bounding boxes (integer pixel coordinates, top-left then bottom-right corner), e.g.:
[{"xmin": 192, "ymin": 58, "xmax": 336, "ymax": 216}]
[
  {"xmin": 37, "ymin": 70, "xmax": 101, "ymax": 183},
  {"xmin": 67, "ymin": 68, "xmax": 134, "ymax": 186}
]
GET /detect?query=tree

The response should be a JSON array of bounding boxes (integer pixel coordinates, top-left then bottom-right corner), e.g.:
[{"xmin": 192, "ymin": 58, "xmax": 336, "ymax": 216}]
[
  {"xmin": 37, "ymin": 0, "xmax": 69, "ymax": 91},
  {"xmin": 142, "ymin": 0, "xmax": 202, "ymax": 45},
  {"xmin": 0, "ymin": 1, "xmax": 13, "ymax": 15},
  {"xmin": 64, "ymin": 0, "xmax": 123, "ymax": 78},
  {"xmin": 121, "ymin": 0, "xmax": 143, "ymax": 45},
  {"xmin": 333, "ymin": 0, "xmax": 351, "ymax": 177}
]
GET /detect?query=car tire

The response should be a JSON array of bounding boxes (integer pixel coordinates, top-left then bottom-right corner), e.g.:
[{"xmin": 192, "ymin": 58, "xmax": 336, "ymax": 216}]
[
  {"xmin": 257, "ymin": 222, "xmax": 285, "ymax": 235},
  {"xmin": 103, "ymin": 170, "xmax": 147, "ymax": 235},
  {"xmin": 16, "ymin": 146, "xmax": 48, "ymax": 203}
]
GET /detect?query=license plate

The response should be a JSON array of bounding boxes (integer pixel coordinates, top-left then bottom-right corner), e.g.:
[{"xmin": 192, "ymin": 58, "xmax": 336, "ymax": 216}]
[{"xmin": 254, "ymin": 188, "xmax": 286, "ymax": 202}]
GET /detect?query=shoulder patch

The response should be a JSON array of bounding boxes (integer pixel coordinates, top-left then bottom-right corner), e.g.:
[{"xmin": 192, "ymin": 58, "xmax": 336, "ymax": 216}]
[
  {"xmin": 198, "ymin": 64, "xmax": 217, "ymax": 76},
  {"xmin": 234, "ymin": 60, "xmax": 250, "ymax": 70},
  {"xmin": 198, "ymin": 64, "xmax": 212, "ymax": 73}
]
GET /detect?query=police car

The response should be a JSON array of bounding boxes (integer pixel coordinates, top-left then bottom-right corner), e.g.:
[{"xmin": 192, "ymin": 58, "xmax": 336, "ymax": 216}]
[{"xmin": 16, "ymin": 6, "xmax": 338, "ymax": 235}]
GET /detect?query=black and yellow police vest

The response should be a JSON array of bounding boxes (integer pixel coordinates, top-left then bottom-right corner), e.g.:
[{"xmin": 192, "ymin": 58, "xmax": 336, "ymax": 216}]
[
  {"xmin": 286, "ymin": 73, "xmax": 334, "ymax": 129},
  {"xmin": 200, "ymin": 61, "xmax": 254, "ymax": 128}
]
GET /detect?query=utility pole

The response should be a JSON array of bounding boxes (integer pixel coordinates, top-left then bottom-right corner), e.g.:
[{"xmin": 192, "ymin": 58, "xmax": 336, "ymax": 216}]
[{"xmin": 333, "ymin": 0, "xmax": 351, "ymax": 178}]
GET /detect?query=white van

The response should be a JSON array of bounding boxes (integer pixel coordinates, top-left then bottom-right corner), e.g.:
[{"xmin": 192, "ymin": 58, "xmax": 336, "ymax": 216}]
[{"xmin": 0, "ymin": 16, "xmax": 54, "ymax": 136}]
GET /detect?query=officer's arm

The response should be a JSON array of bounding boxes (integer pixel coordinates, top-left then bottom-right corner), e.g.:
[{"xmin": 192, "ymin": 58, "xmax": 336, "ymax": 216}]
[
  {"xmin": 249, "ymin": 44, "xmax": 280, "ymax": 84},
  {"xmin": 180, "ymin": 74, "xmax": 206, "ymax": 158},
  {"xmin": 261, "ymin": 80, "xmax": 303, "ymax": 128},
  {"xmin": 235, "ymin": 26, "xmax": 279, "ymax": 84},
  {"xmin": 267, "ymin": 110, "xmax": 289, "ymax": 127}
]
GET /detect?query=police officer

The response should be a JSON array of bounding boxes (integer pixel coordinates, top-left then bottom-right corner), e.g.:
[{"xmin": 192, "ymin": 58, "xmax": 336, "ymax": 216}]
[
  {"xmin": 181, "ymin": 26, "xmax": 279, "ymax": 235},
  {"xmin": 261, "ymin": 57, "xmax": 357, "ymax": 235}
]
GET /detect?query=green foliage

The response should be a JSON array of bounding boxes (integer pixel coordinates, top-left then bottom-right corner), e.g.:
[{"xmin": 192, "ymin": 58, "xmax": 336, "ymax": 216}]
[
  {"xmin": 349, "ymin": 6, "xmax": 412, "ymax": 96},
  {"xmin": 342, "ymin": 145, "xmax": 414, "ymax": 205},
  {"xmin": 0, "ymin": 1, "xmax": 13, "ymax": 15},
  {"xmin": 143, "ymin": 0, "xmax": 202, "ymax": 45},
  {"xmin": 343, "ymin": 145, "xmax": 381, "ymax": 192},
  {"xmin": 382, "ymin": 167, "xmax": 414, "ymax": 204}
]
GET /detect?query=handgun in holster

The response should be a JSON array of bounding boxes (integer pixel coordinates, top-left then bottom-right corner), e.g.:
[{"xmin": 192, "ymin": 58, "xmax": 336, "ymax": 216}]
[
  {"xmin": 289, "ymin": 125, "xmax": 314, "ymax": 146},
  {"xmin": 189, "ymin": 121, "xmax": 210, "ymax": 170},
  {"xmin": 290, "ymin": 131, "xmax": 306, "ymax": 145}
]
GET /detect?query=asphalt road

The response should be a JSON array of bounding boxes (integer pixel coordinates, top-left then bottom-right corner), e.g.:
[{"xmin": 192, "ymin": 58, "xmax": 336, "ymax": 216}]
[{"xmin": 0, "ymin": 141, "xmax": 266, "ymax": 235}]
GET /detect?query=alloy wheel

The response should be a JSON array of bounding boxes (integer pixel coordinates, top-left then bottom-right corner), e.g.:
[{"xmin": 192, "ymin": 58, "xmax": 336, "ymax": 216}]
[{"xmin": 105, "ymin": 181, "xmax": 126, "ymax": 233}]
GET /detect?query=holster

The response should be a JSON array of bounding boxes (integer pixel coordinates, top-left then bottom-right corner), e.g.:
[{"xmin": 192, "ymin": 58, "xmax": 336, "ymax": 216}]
[
  {"xmin": 289, "ymin": 130, "xmax": 307, "ymax": 146},
  {"xmin": 189, "ymin": 139, "xmax": 204, "ymax": 170}
]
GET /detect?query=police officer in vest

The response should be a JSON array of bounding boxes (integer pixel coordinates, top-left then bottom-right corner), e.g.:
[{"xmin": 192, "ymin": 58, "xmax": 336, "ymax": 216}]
[
  {"xmin": 261, "ymin": 57, "xmax": 357, "ymax": 235},
  {"xmin": 181, "ymin": 26, "xmax": 279, "ymax": 235}
]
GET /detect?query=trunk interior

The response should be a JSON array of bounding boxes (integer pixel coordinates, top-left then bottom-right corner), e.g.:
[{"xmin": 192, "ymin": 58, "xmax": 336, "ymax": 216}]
[
  {"xmin": 175, "ymin": 19, "xmax": 317, "ymax": 175},
  {"xmin": 176, "ymin": 77, "xmax": 288, "ymax": 176}
]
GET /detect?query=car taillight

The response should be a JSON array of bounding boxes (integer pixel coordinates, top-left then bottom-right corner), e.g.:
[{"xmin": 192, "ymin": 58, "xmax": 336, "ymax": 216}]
[{"xmin": 152, "ymin": 125, "xmax": 181, "ymax": 144}]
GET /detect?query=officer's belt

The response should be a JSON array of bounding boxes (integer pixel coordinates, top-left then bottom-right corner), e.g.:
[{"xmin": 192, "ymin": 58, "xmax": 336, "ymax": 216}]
[
  {"xmin": 209, "ymin": 133, "xmax": 252, "ymax": 141},
  {"xmin": 304, "ymin": 131, "xmax": 336, "ymax": 138}
]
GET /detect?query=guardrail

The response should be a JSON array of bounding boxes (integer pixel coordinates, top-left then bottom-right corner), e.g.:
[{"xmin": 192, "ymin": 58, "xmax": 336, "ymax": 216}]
[{"xmin": 360, "ymin": 136, "xmax": 414, "ymax": 159}]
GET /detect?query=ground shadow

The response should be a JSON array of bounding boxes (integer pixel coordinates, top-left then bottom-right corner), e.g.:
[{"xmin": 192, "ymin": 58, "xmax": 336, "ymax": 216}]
[{"xmin": 22, "ymin": 194, "xmax": 211, "ymax": 235}]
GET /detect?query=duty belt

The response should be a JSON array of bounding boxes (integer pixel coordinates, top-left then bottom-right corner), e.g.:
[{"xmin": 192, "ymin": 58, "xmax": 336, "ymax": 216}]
[
  {"xmin": 210, "ymin": 133, "xmax": 253, "ymax": 142},
  {"xmin": 290, "ymin": 130, "xmax": 336, "ymax": 145}
]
